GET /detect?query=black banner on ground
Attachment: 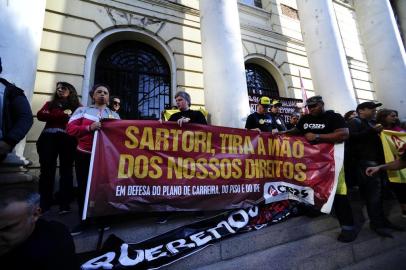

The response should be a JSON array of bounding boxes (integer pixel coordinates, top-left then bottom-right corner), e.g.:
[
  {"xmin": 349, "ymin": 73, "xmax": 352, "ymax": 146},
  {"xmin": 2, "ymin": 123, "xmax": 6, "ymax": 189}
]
[{"xmin": 80, "ymin": 201, "xmax": 294, "ymax": 270}]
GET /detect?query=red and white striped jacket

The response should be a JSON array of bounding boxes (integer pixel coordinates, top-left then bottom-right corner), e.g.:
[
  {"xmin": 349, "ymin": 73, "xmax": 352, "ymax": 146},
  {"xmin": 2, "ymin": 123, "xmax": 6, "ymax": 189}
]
[{"xmin": 66, "ymin": 106, "xmax": 120, "ymax": 153}]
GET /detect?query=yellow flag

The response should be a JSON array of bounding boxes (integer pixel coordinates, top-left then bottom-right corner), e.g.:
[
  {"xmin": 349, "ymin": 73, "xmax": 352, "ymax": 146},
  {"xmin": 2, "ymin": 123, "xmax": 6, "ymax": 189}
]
[
  {"xmin": 162, "ymin": 107, "xmax": 208, "ymax": 121},
  {"xmin": 380, "ymin": 130, "xmax": 406, "ymax": 183}
]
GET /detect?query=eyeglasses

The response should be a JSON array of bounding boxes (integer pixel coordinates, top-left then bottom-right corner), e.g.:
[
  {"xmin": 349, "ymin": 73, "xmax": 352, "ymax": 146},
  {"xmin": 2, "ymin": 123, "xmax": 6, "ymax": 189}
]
[{"xmin": 113, "ymin": 101, "xmax": 120, "ymax": 105}]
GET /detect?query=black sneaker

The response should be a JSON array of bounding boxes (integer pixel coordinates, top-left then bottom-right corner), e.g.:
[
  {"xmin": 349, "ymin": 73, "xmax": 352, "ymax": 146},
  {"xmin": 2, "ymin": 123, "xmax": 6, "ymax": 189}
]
[
  {"xmin": 71, "ymin": 224, "xmax": 86, "ymax": 236},
  {"xmin": 98, "ymin": 225, "xmax": 111, "ymax": 232},
  {"xmin": 337, "ymin": 229, "xmax": 357, "ymax": 243},
  {"xmin": 195, "ymin": 211, "xmax": 205, "ymax": 219},
  {"xmin": 370, "ymin": 224, "xmax": 393, "ymax": 238},
  {"xmin": 156, "ymin": 216, "xmax": 168, "ymax": 224},
  {"xmin": 385, "ymin": 222, "xmax": 404, "ymax": 231},
  {"xmin": 58, "ymin": 207, "xmax": 72, "ymax": 215}
]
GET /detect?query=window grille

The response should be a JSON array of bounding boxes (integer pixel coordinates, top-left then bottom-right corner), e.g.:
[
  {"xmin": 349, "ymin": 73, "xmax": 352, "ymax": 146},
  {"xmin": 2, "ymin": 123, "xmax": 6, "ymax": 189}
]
[{"xmin": 95, "ymin": 41, "xmax": 171, "ymax": 120}]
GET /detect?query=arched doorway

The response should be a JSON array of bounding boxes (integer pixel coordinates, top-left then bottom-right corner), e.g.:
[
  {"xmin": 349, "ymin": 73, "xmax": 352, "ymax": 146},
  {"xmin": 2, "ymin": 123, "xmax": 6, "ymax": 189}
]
[
  {"xmin": 245, "ymin": 63, "xmax": 280, "ymax": 112},
  {"xmin": 95, "ymin": 40, "xmax": 171, "ymax": 119}
]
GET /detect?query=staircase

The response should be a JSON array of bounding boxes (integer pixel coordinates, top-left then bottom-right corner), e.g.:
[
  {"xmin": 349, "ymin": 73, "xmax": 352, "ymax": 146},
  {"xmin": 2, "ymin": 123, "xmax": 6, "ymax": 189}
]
[{"xmin": 44, "ymin": 198, "xmax": 406, "ymax": 269}]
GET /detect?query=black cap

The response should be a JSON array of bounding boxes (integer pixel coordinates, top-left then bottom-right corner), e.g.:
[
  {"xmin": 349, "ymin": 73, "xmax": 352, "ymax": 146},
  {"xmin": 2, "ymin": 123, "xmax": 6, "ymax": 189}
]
[
  {"xmin": 356, "ymin": 101, "xmax": 382, "ymax": 112},
  {"xmin": 305, "ymin": 95, "xmax": 323, "ymax": 106}
]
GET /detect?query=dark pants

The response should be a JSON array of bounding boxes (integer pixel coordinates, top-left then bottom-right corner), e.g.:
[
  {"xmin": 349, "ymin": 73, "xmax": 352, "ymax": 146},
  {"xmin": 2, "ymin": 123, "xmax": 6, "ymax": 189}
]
[
  {"xmin": 358, "ymin": 160, "xmax": 386, "ymax": 227},
  {"xmin": 389, "ymin": 182, "xmax": 406, "ymax": 204},
  {"xmin": 75, "ymin": 150, "xmax": 91, "ymax": 219},
  {"xmin": 37, "ymin": 132, "xmax": 77, "ymax": 210},
  {"xmin": 333, "ymin": 194, "xmax": 354, "ymax": 227},
  {"xmin": 344, "ymin": 156, "xmax": 359, "ymax": 188}
]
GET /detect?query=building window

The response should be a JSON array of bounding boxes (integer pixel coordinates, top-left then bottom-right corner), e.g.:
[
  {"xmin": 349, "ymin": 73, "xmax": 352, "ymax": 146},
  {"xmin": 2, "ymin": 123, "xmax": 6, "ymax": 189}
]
[
  {"xmin": 245, "ymin": 63, "xmax": 280, "ymax": 113},
  {"xmin": 95, "ymin": 40, "xmax": 171, "ymax": 120},
  {"xmin": 245, "ymin": 63, "xmax": 279, "ymax": 98},
  {"xmin": 240, "ymin": 0, "xmax": 262, "ymax": 8},
  {"xmin": 281, "ymin": 4, "xmax": 299, "ymax": 20}
]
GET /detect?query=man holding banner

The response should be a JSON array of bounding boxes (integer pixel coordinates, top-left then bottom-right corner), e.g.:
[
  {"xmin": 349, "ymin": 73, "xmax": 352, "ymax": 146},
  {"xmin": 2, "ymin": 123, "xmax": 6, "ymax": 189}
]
[
  {"xmin": 168, "ymin": 91, "xmax": 207, "ymax": 126},
  {"xmin": 157, "ymin": 91, "xmax": 208, "ymax": 223},
  {"xmin": 293, "ymin": 95, "xmax": 357, "ymax": 242}
]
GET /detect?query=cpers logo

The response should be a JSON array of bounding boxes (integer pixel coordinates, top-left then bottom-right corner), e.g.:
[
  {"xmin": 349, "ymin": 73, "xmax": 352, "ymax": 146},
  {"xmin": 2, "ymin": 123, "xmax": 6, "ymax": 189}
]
[
  {"xmin": 259, "ymin": 119, "xmax": 273, "ymax": 125},
  {"xmin": 263, "ymin": 182, "xmax": 314, "ymax": 205},
  {"xmin": 303, "ymin": 123, "xmax": 325, "ymax": 130}
]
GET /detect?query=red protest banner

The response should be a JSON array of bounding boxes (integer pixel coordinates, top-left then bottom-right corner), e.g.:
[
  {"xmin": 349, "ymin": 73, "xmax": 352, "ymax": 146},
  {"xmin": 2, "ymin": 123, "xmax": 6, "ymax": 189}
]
[{"xmin": 83, "ymin": 120, "xmax": 342, "ymax": 219}]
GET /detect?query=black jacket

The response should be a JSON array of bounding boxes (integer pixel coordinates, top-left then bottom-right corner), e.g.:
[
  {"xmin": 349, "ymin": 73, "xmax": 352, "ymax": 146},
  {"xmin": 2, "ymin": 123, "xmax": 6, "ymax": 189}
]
[
  {"xmin": 347, "ymin": 116, "xmax": 384, "ymax": 162},
  {"xmin": 0, "ymin": 78, "xmax": 33, "ymax": 148}
]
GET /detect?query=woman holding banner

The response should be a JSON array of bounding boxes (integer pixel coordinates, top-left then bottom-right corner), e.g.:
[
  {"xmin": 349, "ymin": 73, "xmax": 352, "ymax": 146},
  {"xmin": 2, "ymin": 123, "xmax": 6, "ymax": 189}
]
[{"xmin": 66, "ymin": 83, "xmax": 120, "ymax": 235}]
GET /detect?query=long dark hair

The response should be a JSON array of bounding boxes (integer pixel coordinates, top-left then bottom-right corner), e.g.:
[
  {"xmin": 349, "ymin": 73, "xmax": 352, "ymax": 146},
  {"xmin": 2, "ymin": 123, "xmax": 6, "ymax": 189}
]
[
  {"xmin": 344, "ymin": 110, "xmax": 356, "ymax": 122},
  {"xmin": 376, "ymin": 108, "xmax": 397, "ymax": 128},
  {"xmin": 49, "ymin": 81, "xmax": 80, "ymax": 111}
]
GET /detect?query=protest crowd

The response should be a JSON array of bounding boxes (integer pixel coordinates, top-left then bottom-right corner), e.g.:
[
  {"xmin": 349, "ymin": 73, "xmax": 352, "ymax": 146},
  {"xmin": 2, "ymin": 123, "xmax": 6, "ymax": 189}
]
[{"xmin": 1, "ymin": 55, "xmax": 406, "ymax": 269}]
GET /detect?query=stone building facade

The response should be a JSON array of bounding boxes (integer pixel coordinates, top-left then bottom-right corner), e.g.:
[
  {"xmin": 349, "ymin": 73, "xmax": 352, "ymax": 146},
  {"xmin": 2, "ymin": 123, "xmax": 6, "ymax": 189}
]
[{"xmin": 0, "ymin": 0, "xmax": 405, "ymax": 174}]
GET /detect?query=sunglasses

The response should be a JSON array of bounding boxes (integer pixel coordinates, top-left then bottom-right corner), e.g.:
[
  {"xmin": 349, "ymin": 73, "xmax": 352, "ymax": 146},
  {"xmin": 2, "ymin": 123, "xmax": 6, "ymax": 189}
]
[
  {"xmin": 113, "ymin": 101, "xmax": 120, "ymax": 105},
  {"xmin": 307, "ymin": 104, "xmax": 318, "ymax": 109},
  {"xmin": 56, "ymin": 86, "xmax": 69, "ymax": 91}
]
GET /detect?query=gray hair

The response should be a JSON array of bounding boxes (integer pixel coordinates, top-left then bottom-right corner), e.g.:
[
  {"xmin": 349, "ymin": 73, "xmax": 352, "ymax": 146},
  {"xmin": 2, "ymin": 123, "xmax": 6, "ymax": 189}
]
[{"xmin": 175, "ymin": 91, "xmax": 191, "ymax": 106}]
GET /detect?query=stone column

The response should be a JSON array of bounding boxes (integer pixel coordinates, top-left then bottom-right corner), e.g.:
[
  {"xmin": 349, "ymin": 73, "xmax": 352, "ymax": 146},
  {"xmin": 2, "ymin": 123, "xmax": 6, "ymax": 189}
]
[
  {"xmin": 393, "ymin": 0, "xmax": 406, "ymax": 48},
  {"xmin": 0, "ymin": 0, "xmax": 45, "ymax": 181},
  {"xmin": 354, "ymin": 0, "xmax": 406, "ymax": 119},
  {"xmin": 296, "ymin": 0, "xmax": 357, "ymax": 114},
  {"xmin": 199, "ymin": 0, "xmax": 250, "ymax": 128}
]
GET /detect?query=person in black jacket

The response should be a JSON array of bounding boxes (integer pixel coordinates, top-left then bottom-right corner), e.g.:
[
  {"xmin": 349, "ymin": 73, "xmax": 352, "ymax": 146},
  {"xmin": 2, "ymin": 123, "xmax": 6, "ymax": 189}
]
[
  {"xmin": 348, "ymin": 102, "xmax": 404, "ymax": 237},
  {"xmin": 0, "ymin": 57, "xmax": 33, "ymax": 162}
]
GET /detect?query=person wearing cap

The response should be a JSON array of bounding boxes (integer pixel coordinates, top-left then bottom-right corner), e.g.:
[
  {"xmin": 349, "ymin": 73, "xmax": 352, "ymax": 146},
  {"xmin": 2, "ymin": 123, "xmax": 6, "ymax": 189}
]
[
  {"xmin": 245, "ymin": 96, "xmax": 274, "ymax": 132},
  {"xmin": 168, "ymin": 91, "xmax": 207, "ymax": 126},
  {"xmin": 348, "ymin": 101, "xmax": 404, "ymax": 237},
  {"xmin": 269, "ymin": 99, "xmax": 287, "ymax": 132},
  {"xmin": 0, "ymin": 57, "xmax": 33, "ymax": 162},
  {"xmin": 289, "ymin": 95, "xmax": 358, "ymax": 242}
]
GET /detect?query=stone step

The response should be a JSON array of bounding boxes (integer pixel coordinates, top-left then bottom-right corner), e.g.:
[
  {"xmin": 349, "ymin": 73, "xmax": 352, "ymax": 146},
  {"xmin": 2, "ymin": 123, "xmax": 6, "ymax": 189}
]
[
  {"xmin": 190, "ymin": 217, "xmax": 406, "ymax": 270},
  {"xmin": 42, "ymin": 197, "xmax": 403, "ymax": 264},
  {"xmin": 341, "ymin": 244, "xmax": 406, "ymax": 270},
  {"xmin": 73, "ymin": 210, "xmax": 336, "ymax": 253}
]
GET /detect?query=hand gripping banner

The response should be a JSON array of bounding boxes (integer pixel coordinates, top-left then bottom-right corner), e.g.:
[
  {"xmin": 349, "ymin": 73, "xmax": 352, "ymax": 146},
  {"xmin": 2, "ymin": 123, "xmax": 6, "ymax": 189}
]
[{"xmin": 82, "ymin": 120, "xmax": 343, "ymax": 219}]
